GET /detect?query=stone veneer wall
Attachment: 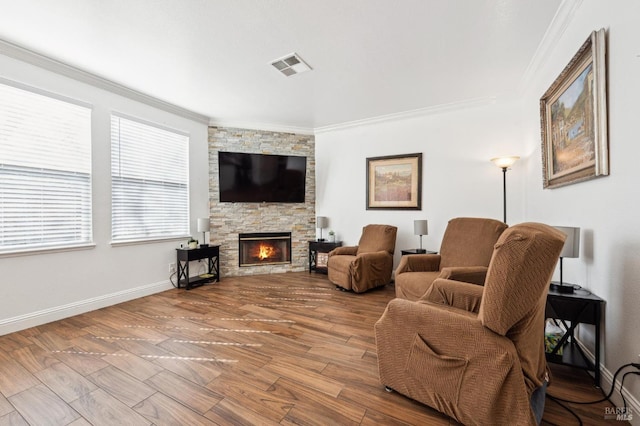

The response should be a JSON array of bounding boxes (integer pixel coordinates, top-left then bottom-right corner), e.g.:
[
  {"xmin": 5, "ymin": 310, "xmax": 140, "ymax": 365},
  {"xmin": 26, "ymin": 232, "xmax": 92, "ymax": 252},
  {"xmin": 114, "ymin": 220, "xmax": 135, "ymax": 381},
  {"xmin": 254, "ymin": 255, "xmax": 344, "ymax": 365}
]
[{"xmin": 208, "ymin": 126, "xmax": 316, "ymax": 277}]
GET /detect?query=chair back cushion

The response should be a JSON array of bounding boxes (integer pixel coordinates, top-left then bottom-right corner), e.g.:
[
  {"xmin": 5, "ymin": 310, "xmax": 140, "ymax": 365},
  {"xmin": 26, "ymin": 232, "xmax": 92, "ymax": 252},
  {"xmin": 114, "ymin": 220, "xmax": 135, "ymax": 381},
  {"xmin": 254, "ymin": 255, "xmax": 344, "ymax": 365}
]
[
  {"xmin": 357, "ymin": 224, "xmax": 397, "ymax": 255},
  {"xmin": 479, "ymin": 223, "xmax": 565, "ymax": 335},
  {"xmin": 439, "ymin": 217, "xmax": 507, "ymax": 268}
]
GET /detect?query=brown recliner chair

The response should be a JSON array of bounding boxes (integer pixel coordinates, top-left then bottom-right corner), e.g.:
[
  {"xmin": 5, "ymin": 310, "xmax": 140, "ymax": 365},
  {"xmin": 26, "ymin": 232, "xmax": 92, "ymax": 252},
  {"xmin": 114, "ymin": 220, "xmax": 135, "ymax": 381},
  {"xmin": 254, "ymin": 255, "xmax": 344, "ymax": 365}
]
[
  {"xmin": 327, "ymin": 224, "xmax": 397, "ymax": 293},
  {"xmin": 395, "ymin": 217, "xmax": 507, "ymax": 301},
  {"xmin": 375, "ymin": 223, "xmax": 566, "ymax": 425}
]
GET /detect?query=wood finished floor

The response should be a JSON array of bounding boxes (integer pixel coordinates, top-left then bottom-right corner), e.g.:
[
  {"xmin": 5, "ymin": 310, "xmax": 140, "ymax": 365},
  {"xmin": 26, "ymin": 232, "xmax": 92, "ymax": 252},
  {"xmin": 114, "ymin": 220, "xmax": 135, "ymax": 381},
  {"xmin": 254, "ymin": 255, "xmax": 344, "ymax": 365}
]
[{"xmin": 0, "ymin": 272, "xmax": 625, "ymax": 425}]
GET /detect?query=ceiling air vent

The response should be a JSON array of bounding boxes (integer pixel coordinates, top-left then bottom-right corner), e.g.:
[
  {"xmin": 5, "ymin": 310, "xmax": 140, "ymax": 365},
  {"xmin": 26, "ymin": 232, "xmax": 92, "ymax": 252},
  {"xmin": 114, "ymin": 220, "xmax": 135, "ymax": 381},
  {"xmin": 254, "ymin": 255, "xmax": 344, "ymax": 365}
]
[{"xmin": 271, "ymin": 53, "xmax": 312, "ymax": 77}]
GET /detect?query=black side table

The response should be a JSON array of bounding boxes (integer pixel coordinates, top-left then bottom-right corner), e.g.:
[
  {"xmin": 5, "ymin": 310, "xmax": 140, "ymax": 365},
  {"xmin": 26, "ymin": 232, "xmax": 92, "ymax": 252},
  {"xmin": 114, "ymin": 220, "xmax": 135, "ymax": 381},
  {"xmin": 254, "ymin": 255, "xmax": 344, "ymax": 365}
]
[
  {"xmin": 308, "ymin": 240, "xmax": 342, "ymax": 274},
  {"xmin": 545, "ymin": 287, "xmax": 604, "ymax": 386},
  {"xmin": 401, "ymin": 249, "xmax": 437, "ymax": 255},
  {"xmin": 176, "ymin": 245, "xmax": 220, "ymax": 290}
]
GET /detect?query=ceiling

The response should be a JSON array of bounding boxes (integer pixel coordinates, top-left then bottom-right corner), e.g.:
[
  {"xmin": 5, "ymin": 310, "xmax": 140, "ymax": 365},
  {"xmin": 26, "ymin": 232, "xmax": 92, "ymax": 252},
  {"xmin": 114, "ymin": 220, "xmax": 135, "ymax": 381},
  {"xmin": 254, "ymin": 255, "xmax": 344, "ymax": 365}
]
[{"xmin": 0, "ymin": 0, "xmax": 563, "ymax": 132}]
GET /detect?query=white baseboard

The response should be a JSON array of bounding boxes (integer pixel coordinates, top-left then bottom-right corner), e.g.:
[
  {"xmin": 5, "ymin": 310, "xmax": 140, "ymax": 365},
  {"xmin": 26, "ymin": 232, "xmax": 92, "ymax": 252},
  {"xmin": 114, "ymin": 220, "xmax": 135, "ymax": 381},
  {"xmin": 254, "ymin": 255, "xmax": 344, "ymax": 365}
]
[
  {"xmin": 0, "ymin": 280, "xmax": 174, "ymax": 336},
  {"xmin": 571, "ymin": 339, "xmax": 640, "ymax": 425}
]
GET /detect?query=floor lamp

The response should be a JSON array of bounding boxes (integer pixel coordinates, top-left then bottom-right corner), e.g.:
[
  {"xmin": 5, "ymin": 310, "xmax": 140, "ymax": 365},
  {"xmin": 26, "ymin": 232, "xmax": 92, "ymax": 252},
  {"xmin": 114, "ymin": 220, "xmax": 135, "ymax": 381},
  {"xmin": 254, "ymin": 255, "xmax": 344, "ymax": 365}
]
[{"xmin": 490, "ymin": 156, "xmax": 519, "ymax": 224}]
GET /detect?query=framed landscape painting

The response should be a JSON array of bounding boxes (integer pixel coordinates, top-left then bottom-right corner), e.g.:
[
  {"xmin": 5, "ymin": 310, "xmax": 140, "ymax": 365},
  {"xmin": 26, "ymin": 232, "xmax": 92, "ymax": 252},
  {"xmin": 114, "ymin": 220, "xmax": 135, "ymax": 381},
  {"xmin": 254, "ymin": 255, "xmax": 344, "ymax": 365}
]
[
  {"xmin": 540, "ymin": 28, "xmax": 609, "ymax": 189},
  {"xmin": 366, "ymin": 153, "xmax": 422, "ymax": 210}
]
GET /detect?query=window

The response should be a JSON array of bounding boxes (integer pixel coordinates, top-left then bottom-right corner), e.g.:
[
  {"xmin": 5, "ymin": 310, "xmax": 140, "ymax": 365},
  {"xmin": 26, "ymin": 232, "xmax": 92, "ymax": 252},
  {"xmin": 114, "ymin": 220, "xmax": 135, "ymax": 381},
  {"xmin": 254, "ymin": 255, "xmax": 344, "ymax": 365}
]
[
  {"xmin": 0, "ymin": 81, "xmax": 92, "ymax": 253},
  {"xmin": 111, "ymin": 114, "xmax": 189, "ymax": 242}
]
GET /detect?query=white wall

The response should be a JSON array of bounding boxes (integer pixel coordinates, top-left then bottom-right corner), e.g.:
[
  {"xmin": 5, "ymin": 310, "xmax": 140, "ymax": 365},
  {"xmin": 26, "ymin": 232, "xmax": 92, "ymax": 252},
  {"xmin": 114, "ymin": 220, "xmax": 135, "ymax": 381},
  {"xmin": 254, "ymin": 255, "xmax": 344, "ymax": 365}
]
[
  {"xmin": 0, "ymin": 53, "xmax": 209, "ymax": 334},
  {"xmin": 520, "ymin": 0, "xmax": 640, "ymax": 413},
  {"xmin": 316, "ymin": 0, "xmax": 640, "ymax": 415},
  {"xmin": 316, "ymin": 100, "xmax": 527, "ymax": 268}
]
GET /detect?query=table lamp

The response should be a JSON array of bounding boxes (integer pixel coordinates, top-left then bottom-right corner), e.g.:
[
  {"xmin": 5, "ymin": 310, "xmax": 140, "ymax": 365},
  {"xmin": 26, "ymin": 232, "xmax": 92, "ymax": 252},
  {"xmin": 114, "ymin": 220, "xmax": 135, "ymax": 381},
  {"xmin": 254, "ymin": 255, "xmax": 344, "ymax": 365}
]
[
  {"xmin": 197, "ymin": 217, "xmax": 210, "ymax": 247},
  {"xmin": 316, "ymin": 216, "xmax": 328, "ymax": 241},
  {"xmin": 549, "ymin": 226, "xmax": 580, "ymax": 294},
  {"xmin": 413, "ymin": 220, "xmax": 428, "ymax": 252}
]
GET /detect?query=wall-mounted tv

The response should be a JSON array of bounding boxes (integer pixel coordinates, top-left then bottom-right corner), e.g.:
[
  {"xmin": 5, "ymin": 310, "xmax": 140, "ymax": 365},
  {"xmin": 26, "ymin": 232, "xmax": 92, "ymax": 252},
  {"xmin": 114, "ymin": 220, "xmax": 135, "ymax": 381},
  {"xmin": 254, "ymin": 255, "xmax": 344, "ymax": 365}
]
[{"xmin": 218, "ymin": 151, "xmax": 307, "ymax": 203}]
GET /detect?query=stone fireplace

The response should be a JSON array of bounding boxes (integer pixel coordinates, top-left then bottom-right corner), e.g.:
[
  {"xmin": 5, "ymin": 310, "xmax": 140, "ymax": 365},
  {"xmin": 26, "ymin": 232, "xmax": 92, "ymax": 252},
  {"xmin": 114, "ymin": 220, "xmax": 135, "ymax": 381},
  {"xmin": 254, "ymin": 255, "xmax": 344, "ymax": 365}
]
[
  {"xmin": 208, "ymin": 126, "xmax": 315, "ymax": 277},
  {"xmin": 239, "ymin": 232, "xmax": 292, "ymax": 267}
]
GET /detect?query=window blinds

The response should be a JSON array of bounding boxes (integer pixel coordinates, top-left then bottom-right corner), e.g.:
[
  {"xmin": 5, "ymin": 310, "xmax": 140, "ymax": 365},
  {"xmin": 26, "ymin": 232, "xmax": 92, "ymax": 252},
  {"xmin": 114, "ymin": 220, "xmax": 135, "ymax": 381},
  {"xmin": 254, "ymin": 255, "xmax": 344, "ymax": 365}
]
[
  {"xmin": 0, "ymin": 81, "xmax": 92, "ymax": 253},
  {"xmin": 110, "ymin": 115, "xmax": 189, "ymax": 242}
]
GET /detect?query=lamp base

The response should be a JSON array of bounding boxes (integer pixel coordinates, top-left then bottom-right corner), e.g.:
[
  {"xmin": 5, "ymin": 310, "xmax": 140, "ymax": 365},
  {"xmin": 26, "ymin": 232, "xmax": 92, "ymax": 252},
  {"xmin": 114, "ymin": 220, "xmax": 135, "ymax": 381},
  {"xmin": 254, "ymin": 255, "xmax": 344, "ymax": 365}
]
[
  {"xmin": 199, "ymin": 243, "xmax": 209, "ymax": 248},
  {"xmin": 549, "ymin": 281, "xmax": 580, "ymax": 294},
  {"xmin": 317, "ymin": 238, "xmax": 326, "ymax": 242}
]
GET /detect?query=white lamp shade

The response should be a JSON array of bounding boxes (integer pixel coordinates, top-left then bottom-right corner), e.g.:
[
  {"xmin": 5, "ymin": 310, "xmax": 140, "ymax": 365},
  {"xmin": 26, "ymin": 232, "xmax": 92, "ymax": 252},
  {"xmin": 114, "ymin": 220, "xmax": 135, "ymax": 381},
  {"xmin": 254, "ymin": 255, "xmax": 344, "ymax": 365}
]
[
  {"xmin": 490, "ymin": 156, "xmax": 520, "ymax": 169},
  {"xmin": 414, "ymin": 220, "xmax": 428, "ymax": 236},
  {"xmin": 554, "ymin": 226, "xmax": 580, "ymax": 258},
  {"xmin": 197, "ymin": 217, "xmax": 211, "ymax": 233},
  {"xmin": 316, "ymin": 216, "xmax": 328, "ymax": 228}
]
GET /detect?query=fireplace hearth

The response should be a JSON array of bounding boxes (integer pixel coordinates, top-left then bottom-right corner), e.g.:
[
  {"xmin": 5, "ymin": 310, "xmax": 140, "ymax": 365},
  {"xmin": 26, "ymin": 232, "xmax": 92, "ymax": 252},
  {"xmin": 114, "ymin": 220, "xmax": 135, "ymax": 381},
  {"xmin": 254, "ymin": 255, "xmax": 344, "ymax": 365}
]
[{"xmin": 239, "ymin": 232, "xmax": 292, "ymax": 267}]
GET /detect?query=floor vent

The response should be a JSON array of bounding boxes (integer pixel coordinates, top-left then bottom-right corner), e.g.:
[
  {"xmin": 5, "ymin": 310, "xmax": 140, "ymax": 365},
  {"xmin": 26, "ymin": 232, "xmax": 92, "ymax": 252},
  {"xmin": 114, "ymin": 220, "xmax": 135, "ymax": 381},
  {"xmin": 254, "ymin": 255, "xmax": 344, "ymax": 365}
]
[{"xmin": 271, "ymin": 53, "xmax": 311, "ymax": 77}]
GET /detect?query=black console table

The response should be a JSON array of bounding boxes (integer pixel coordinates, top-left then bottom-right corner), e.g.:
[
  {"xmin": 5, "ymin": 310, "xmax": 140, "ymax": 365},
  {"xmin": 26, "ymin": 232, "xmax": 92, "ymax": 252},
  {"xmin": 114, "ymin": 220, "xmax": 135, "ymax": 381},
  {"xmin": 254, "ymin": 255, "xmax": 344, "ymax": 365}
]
[
  {"xmin": 176, "ymin": 245, "xmax": 220, "ymax": 290},
  {"xmin": 545, "ymin": 287, "xmax": 604, "ymax": 386},
  {"xmin": 308, "ymin": 240, "xmax": 342, "ymax": 274}
]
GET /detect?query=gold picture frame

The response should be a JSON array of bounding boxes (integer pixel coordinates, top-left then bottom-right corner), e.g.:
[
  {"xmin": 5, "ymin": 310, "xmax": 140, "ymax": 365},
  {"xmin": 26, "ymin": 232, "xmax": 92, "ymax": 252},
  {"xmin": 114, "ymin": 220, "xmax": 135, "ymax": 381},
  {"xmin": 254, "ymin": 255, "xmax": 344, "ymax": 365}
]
[
  {"xmin": 540, "ymin": 28, "xmax": 609, "ymax": 189},
  {"xmin": 366, "ymin": 153, "xmax": 422, "ymax": 210}
]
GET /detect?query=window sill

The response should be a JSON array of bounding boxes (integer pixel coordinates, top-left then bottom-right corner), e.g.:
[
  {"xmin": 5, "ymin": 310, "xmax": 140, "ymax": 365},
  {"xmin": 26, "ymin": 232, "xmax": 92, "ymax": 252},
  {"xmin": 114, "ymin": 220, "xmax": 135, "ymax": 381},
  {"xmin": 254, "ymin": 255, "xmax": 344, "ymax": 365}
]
[{"xmin": 0, "ymin": 243, "xmax": 96, "ymax": 258}]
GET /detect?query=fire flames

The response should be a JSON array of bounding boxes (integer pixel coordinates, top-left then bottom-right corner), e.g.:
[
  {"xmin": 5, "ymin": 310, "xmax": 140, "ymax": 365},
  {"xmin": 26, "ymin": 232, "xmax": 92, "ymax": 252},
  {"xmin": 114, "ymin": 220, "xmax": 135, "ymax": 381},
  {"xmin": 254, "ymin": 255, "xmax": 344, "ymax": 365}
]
[{"xmin": 257, "ymin": 243, "xmax": 276, "ymax": 260}]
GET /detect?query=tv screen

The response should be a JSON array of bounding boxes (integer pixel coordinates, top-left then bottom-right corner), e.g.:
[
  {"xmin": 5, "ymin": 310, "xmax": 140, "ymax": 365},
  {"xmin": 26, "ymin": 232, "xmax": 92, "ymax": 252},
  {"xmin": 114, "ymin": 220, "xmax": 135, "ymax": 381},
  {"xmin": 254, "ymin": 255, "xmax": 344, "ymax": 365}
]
[{"xmin": 218, "ymin": 151, "xmax": 307, "ymax": 203}]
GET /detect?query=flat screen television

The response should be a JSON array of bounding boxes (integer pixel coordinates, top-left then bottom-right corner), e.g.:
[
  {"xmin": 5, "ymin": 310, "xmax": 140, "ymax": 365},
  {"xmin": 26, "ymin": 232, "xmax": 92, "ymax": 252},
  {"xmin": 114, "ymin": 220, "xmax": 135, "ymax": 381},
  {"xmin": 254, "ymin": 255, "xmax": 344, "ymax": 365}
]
[{"xmin": 218, "ymin": 151, "xmax": 307, "ymax": 203}]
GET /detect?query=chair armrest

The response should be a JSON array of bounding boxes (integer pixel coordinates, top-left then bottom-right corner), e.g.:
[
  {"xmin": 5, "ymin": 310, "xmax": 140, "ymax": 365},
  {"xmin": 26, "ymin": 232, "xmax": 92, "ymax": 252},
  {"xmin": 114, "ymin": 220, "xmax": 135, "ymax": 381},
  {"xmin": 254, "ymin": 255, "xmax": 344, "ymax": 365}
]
[
  {"xmin": 354, "ymin": 250, "xmax": 391, "ymax": 264},
  {"xmin": 328, "ymin": 246, "xmax": 358, "ymax": 257},
  {"xmin": 351, "ymin": 250, "xmax": 394, "ymax": 287},
  {"xmin": 396, "ymin": 254, "xmax": 441, "ymax": 274},
  {"xmin": 421, "ymin": 278, "xmax": 484, "ymax": 313},
  {"xmin": 439, "ymin": 266, "xmax": 488, "ymax": 286}
]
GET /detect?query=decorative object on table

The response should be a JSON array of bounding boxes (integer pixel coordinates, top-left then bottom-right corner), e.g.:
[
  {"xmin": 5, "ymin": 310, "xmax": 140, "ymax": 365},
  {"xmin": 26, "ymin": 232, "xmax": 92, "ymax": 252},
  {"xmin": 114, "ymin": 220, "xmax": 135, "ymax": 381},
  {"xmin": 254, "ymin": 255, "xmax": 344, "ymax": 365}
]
[
  {"xmin": 328, "ymin": 230, "xmax": 335, "ymax": 243},
  {"xmin": 366, "ymin": 153, "xmax": 422, "ymax": 210},
  {"xmin": 549, "ymin": 226, "xmax": 580, "ymax": 294},
  {"xmin": 490, "ymin": 156, "xmax": 519, "ymax": 224},
  {"xmin": 316, "ymin": 252, "xmax": 329, "ymax": 268},
  {"xmin": 540, "ymin": 28, "xmax": 608, "ymax": 189},
  {"xmin": 197, "ymin": 217, "xmax": 210, "ymax": 247},
  {"xmin": 188, "ymin": 238, "xmax": 198, "ymax": 249},
  {"xmin": 413, "ymin": 219, "xmax": 428, "ymax": 251},
  {"xmin": 544, "ymin": 319, "xmax": 564, "ymax": 355},
  {"xmin": 316, "ymin": 216, "xmax": 328, "ymax": 241}
]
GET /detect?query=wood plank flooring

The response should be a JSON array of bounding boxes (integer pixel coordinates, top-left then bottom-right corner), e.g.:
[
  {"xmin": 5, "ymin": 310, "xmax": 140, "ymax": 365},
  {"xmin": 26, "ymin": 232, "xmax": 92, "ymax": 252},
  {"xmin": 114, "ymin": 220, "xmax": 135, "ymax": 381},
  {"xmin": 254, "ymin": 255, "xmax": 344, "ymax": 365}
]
[{"xmin": 0, "ymin": 272, "xmax": 626, "ymax": 425}]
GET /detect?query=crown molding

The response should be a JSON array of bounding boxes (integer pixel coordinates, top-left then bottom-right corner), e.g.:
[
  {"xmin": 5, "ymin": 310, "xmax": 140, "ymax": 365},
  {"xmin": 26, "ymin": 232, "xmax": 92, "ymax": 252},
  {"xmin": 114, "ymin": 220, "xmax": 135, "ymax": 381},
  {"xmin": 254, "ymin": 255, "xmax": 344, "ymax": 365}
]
[
  {"xmin": 314, "ymin": 96, "xmax": 497, "ymax": 135},
  {"xmin": 517, "ymin": 0, "xmax": 583, "ymax": 95},
  {"xmin": 0, "ymin": 38, "xmax": 210, "ymax": 124},
  {"xmin": 208, "ymin": 119, "xmax": 314, "ymax": 135}
]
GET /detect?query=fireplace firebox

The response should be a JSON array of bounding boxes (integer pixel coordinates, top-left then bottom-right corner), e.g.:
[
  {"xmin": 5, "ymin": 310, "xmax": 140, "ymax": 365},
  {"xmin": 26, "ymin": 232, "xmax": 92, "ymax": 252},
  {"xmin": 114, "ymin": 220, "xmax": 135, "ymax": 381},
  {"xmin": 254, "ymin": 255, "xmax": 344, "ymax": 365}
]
[{"xmin": 239, "ymin": 232, "xmax": 292, "ymax": 267}]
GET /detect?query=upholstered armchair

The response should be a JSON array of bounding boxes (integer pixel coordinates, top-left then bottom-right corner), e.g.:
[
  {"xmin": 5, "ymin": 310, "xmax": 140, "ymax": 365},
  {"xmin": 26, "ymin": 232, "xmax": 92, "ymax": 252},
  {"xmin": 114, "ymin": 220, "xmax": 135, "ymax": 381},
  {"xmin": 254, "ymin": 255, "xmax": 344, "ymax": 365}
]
[
  {"xmin": 375, "ymin": 223, "xmax": 566, "ymax": 425},
  {"xmin": 395, "ymin": 217, "xmax": 507, "ymax": 301},
  {"xmin": 327, "ymin": 224, "xmax": 397, "ymax": 293}
]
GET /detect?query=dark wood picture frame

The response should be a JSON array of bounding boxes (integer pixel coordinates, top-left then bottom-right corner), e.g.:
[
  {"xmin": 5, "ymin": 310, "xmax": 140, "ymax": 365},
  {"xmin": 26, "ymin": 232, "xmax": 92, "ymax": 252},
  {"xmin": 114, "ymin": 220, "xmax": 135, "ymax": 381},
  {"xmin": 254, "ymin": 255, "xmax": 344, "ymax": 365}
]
[
  {"xmin": 540, "ymin": 28, "xmax": 609, "ymax": 189},
  {"xmin": 366, "ymin": 153, "xmax": 422, "ymax": 210}
]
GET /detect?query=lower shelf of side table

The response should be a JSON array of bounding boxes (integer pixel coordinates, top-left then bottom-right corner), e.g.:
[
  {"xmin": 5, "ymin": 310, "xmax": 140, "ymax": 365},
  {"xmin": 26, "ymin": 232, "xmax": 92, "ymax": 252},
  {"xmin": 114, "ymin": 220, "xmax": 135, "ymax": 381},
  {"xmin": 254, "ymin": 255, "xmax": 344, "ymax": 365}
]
[
  {"xmin": 546, "ymin": 343, "xmax": 593, "ymax": 370},
  {"xmin": 178, "ymin": 274, "xmax": 217, "ymax": 289}
]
